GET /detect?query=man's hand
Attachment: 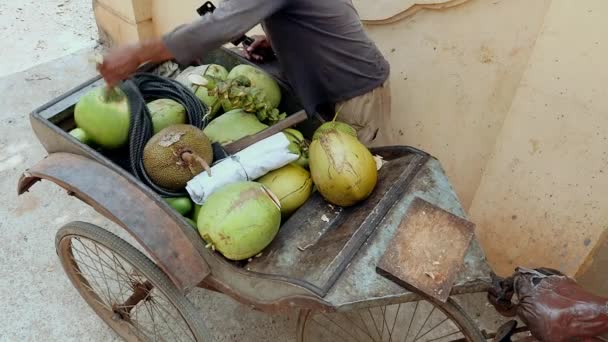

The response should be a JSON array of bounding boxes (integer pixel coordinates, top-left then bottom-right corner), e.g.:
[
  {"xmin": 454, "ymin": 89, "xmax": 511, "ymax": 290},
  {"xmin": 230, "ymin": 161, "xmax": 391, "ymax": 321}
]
[
  {"xmin": 97, "ymin": 39, "xmax": 174, "ymax": 87},
  {"xmin": 243, "ymin": 35, "xmax": 275, "ymax": 62},
  {"xmin": 97, "ymin": 44, "xmax": 142, "ymax": 87}
]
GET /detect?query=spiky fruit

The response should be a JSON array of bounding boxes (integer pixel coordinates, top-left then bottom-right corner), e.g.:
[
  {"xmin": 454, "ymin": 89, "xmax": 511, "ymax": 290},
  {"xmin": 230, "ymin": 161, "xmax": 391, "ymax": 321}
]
[{"xmin": 143, "ymin": 124, "xmax": 214, "ymax": 190}]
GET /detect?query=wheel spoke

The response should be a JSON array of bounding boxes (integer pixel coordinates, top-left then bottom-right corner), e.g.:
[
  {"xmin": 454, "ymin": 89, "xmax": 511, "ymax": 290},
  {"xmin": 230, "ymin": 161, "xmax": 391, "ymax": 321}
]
[
  {"xmin": 412, "ymin": 306, "xmax": 436, "ymax": 341},
  {"xmin": 70, "ymin": 244, "xmax": 114, "ymax": 305},
  {"xmin": 424, "ymin": 329, "xmax": 462, "ymax": 342},
  {"xmin": 380, "ymin": 306, "xmax": 386, "ymax": 340},
  {"xmin": 321, "ymin": 313, "xmax": 366, "ymax": 342},
  {"xmin": 368, "ymin": 308, "xmax": 383, "ymax": 340},
  {"xmin": 60, "ymin": 230, "xmax": 200, "ymax": 342},
  {"xmin": 357, "ymin": 311, "xmax": 378, "ymax": 342},
  {"xmin": 403, "ymin": 301, "xmax": 420, "ymax": 342},
  {"xmin": 75, "ymin": 239, "xmax": 130, "ymax": 302},
  {"xmin": 389, "ymin": 304, "xmax": 402, "ymax": 342},
  {"xmin": 142, "ymin": 300, "xmax": 161, "ymax": 342},
  {"xmin": 152, "ymin": 293, "xmax": 195, "ymax": 338},
  {"xmin": 311, "ymin": 318, "xmax": 350, "ymax": 342},
  {"xmin": 414, "ymin": 317, "xmax": 449, "ymax": 341},
  {"xmin": 381, "ymin": 306, "xmax": 394, "ymax": 342},
  {"xmin": 147, "ymin": 296, "xmax": 193, "ymax": 341}
]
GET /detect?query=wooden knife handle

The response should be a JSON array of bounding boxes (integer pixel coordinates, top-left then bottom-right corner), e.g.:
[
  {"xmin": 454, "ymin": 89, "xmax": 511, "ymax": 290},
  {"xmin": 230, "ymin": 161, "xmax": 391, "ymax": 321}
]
[{"xmin": 223, "ymin": 110, "xmax": 308, "ymax": 155}]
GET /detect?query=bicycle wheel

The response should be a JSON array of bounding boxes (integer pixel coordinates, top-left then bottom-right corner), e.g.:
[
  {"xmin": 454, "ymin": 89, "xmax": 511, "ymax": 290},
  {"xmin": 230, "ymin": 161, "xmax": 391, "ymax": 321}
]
[
  {"xmin": 298, "ymin": 297, "xmax": 484, "ymax": 342},
  {"xmin": 55, "ymin": 221, "xmax": 212, "ymax": 341}
]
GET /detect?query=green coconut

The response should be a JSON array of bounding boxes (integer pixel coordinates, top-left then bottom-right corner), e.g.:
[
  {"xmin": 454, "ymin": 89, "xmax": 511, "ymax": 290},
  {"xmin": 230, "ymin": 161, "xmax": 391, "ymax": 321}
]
[
  {"xmin": 74, "ymin": 86, "xmax": 130, "ymax": 149},
  {"xmin": 192, "ymin": 204, "xmax": 202, "ymax": 220},
  {"xmin": 257, "ymin": 163, "xmax": 313, "ymax": 218},
  {"xmin": 309, "ymin": 128, "xmax": 377, "ymax": 207},
  {"xmin": 184, "ymin": 217, "xmax": 198, "ymax": 230},
  {"xmin": 197, "ymin": 181, "xmax": 281, "ymax": 260},
  {"xmin": 202, "ymin": 109, "xmax": 268, "ymax": 144},
  {"xmin": 148, "ymin": 99, "xmax": 187, "ymax": 134},
  {"xmin": 195, "ymin": 65, "xmax": 229, "ymax": 117},
  {"xmin": 69, "ymin": 128, "xmax": 92, "ymax": 145},
  {"xmin": 164, "ymin": 196, "xmax": 193, "ymax": 216},
  {"xmin": 283, "ymin": 128, "xmax": 310, "ymax": 169},
  {"xmin": 223, "ymin": 64, "xmax": 281, "ymax": 112},
  {"xmin": 176, "ymin": 64, "xmax": 228, "ymax": 117},
  {"xmin": 143, "ymin": 124, "xmax": 214, "ymax": 190},
  {"xmin": 312, "ymin": 121, "xmax": 357, "ymax": 141}
]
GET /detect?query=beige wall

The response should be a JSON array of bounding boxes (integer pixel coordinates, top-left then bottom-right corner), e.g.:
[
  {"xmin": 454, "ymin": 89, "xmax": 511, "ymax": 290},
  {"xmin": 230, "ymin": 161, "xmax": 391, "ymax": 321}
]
[
  {"xmin": 469, "ymin": 0, "xmax": 608, "ymax": 276},
  {"xmin": 361, "ymin": 0, "xmax": 552, "ymax": 209},
  {"xmin": 94, "ymin": 0, "xmax": 608, "ymax": 284}
]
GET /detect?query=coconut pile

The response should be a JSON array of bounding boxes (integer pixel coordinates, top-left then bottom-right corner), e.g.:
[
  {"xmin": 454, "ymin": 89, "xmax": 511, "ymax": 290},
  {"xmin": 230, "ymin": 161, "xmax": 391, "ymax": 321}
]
[{"xmin": 69, "ymin": 62, "xmax": 379, "ymax": 262}]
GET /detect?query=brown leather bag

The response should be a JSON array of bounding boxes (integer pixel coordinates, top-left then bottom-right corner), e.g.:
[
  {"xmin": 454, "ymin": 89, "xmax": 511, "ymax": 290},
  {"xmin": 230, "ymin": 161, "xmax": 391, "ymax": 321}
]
[{"xmin": 488, "ymin": 267, "xmax": 608, "ymax": 342}]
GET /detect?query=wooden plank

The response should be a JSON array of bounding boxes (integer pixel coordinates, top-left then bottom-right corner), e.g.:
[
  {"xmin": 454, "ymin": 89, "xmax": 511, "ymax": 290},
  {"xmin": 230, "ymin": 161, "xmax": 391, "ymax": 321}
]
[{"xmin": 376, "ymin": 197, "xmax": 475, "ymax": 302}]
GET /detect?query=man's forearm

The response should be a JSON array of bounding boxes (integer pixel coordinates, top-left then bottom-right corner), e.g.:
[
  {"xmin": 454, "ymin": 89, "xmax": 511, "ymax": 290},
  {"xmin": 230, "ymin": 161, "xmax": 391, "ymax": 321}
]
[
  {"xmin": 135, "ymin": 39, "xmax": 175, "ymax": 65},
  {"xmin": 162, "ymin": 0, "xmax": 286, "ymax": 65}
]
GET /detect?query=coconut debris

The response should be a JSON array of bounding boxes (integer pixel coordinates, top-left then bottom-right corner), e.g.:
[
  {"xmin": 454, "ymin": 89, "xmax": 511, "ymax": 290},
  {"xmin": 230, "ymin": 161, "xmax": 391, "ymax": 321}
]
[{"xmin": 374, "ymin": 155, "xmax": 386, "ymax": 170}]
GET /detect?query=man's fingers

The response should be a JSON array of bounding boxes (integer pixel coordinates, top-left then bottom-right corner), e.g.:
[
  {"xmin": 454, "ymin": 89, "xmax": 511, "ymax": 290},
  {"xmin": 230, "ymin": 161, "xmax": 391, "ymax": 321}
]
[{"xmin": 247, "ymin": 36, "xmax": 265, "ymax": 52}]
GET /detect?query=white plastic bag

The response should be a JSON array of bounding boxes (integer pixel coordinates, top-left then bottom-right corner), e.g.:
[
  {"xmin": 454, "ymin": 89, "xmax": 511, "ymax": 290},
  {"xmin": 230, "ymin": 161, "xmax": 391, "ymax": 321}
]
[{"xmin": 186, "ymin": 133, "xmax": 299, "ymax": 204}]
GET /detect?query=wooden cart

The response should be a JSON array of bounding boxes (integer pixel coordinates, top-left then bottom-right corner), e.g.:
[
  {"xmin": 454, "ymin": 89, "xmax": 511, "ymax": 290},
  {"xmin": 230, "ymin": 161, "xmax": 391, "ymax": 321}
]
[{"xmin": 18, "ymin": 47, "xmax": 496, "ymax": 341}]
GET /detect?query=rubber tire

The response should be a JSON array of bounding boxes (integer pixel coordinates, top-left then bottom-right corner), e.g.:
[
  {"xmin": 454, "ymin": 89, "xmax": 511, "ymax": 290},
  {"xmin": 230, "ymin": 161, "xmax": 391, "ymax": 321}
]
[
  {"xmin": 55, "ymin": 221, "xmax": 213, "ymax": 342},
  {"xmin": 297, "ymin": 296, "xmax": 486, "ymax": 342}
]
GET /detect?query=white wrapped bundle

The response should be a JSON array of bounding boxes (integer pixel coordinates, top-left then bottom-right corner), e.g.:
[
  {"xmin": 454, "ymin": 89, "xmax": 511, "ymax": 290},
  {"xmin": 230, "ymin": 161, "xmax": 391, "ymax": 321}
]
[{"xmin": 186, "ymin": 133, "xmax": 299, "ymax": 204}]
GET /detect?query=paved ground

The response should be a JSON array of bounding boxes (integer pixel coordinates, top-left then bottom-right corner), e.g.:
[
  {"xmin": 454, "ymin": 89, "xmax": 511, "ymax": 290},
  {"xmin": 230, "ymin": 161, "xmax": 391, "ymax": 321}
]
[
  {"xmin": 0, "ymin": 1, "xmax": 508, "ymax": 341},
  {"xmin": 0, "ymin": 0, "xmax": 99, "ymax": 77}
]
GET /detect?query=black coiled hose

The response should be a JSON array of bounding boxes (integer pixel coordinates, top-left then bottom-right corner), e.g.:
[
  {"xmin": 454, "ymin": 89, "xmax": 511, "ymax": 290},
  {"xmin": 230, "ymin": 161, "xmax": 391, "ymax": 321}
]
[{"xmin": 119, "ymin": 73, "xmax": 211, "ymax": 197}]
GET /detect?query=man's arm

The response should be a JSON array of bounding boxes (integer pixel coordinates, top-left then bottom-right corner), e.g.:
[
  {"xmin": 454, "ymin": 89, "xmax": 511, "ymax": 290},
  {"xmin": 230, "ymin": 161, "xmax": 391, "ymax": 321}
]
[
  {"xmin": 98, "ymin": 0, "xmax": 286, "ymax": 87},
  {"xmin": 97, "ymin": 40, "xmax": 174, "ymax": 87}
]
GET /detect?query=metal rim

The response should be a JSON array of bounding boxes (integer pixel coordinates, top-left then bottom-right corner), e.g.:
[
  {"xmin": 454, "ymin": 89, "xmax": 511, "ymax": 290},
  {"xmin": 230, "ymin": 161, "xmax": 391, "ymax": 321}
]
[
  {"xmin": 297, "ymin": 297, "xmax": 485, "ymax": 342},
  {"xmin": 55, "ymin": 221, "xmax": 211, "ymax": 341}
]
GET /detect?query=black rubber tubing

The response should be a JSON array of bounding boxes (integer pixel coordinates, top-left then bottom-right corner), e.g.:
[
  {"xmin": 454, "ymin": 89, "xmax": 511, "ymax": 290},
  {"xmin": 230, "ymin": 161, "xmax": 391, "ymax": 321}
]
[{"xmin": 119, "ymin": 72, "xmax": 211, "ymax": 198}]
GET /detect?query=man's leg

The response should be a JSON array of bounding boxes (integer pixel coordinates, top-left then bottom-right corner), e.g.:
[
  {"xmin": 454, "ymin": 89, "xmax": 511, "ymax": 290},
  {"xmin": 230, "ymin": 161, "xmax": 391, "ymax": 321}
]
[{"xmin": 335, "ymin": 79, "xmax": 392, "ymax": 146}]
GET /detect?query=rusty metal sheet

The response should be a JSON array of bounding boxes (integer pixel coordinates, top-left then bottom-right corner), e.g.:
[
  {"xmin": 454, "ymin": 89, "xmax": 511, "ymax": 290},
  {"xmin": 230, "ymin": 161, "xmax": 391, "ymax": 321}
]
[
  {"xmin": 18, "ymin": 152, "xmax": 210, "ymax": 292},
  {"xmin": 376, "ymin": 196, "xmax": 475, "ymax": 302},
  {"xmin": 246, "ymin": 151, "xmax": 429, "ymax": 296}
]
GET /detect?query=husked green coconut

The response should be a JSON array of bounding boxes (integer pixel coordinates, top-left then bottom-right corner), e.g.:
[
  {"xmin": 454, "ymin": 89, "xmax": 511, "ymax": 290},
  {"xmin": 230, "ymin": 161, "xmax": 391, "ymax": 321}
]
[
  {"xmin": 258, "ymin": 163, "xmax": 313, "ymax": 218},
  {"xmin": 74, "ymin": 86, "xmax": 130, "ymax": 149},
  {"xmin": 197, "ymin": 182, "xmax": 281, "ymax": 260},
  {"xmin": 194, "ymin": 65, "xmax": 228, "ymax": 117},
  {"xmin": 224, "ymin": 64, "xmax": 281, "ymax": 111},
  {"xmin": 143, "ymin": 124, "xmax": 214, "ymax": 190},
  {"xmin": 176, "ymin": 64, "xmax": 228, "ymax": 117},
  {"xmin": 202, "ymin": 109, "xmax": 268, "ymax": 144},
  {"xmin": 309, "ymin": 126, "xmax": 377, "ymax": 207},
  {"xmin": 148, "ymin": 99, "xmax": 187, "ymax": 134}
]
